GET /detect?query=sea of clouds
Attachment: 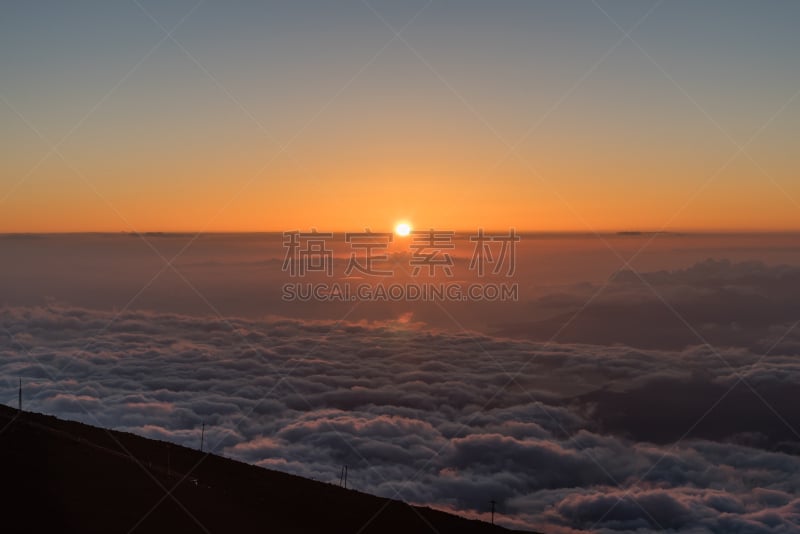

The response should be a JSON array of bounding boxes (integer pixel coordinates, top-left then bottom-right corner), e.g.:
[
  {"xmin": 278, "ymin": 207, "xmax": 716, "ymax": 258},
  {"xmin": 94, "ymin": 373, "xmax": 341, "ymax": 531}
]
[{"xmin": 2, "ymin": 284, "xmax": 800, "ymax": 532}]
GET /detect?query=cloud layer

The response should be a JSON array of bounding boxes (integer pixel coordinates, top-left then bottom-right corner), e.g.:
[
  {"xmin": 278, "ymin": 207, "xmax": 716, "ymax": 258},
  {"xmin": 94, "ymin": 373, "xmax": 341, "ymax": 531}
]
[
  {"xmin": 2, "ymin": 304, "xmax": 799, "ymax": 532},
  {"xmin": 499, "ymin": 259, "xmax": 800, "ymax": 352}
]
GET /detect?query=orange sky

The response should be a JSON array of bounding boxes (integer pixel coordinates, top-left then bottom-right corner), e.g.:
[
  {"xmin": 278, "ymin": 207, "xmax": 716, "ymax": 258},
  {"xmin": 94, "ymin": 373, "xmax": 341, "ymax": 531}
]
[
  {"xmin": 2, "ymin": 148, "xmax": 798, "ymax": 233},
  {"xmin": 1, "ymin": 2, "xmax": 799, "ymax": 233}
]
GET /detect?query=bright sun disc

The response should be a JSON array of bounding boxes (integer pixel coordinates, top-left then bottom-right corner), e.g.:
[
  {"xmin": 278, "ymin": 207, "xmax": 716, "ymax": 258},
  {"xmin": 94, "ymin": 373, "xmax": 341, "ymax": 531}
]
[{"xmin": 395, "ymin": 222, "xmax": 411, "ymax": 236}]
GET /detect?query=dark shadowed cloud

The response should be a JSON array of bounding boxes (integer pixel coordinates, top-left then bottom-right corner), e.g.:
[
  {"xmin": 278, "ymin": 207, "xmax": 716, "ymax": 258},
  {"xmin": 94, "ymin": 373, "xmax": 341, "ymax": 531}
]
[
  {"xmin": 497, "ymin": 259, "xmax": 800, "ymax": 351},
  {"xmin": 2, "ymin": 303, "xmax": 800, "ymax": 532}
]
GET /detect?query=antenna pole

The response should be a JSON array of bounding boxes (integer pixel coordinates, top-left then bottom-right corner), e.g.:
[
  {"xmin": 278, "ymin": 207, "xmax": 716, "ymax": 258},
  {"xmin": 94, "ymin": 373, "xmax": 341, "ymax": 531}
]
[
  {"xmin": 490, "ymin": 499, "xmax": 496, "ymax": 525},
  {"xmin": 18, "ymin": 378, "xmax": 22, "ymax": 411},
  {"xmin": 344, "ymin": 465, "xmax": 348, "ymax": 489},
  {"xmin": 200, "ymin": 422, "xmax": 205, "ymax": 452}
]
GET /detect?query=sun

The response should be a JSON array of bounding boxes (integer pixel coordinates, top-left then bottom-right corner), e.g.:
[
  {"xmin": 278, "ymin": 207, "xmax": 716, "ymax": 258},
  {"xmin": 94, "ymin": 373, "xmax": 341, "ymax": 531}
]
[{"xmin": 394, "ymin": 222, "xmax": 412, "ymax": 237}]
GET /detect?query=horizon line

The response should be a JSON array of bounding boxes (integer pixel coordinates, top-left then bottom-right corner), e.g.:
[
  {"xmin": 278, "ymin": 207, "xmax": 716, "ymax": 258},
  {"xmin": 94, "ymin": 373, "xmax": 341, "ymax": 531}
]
[{"xmin": 2, "ymin": 228, "xmax": 800, "ymax": 236}]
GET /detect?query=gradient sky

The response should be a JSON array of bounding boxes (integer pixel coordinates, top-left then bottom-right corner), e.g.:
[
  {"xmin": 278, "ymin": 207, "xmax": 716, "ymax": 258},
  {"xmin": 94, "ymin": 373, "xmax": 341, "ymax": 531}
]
[{"xmin": 1, "ymin": 1, "xmax": 799, "ymax": 232}]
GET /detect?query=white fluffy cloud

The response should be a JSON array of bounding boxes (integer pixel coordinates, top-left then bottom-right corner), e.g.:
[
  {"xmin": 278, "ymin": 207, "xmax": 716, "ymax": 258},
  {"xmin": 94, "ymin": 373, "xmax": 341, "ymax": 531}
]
[{"xmin": 2, "ymin": 304, "xmax": 800, "ymax": 532}]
